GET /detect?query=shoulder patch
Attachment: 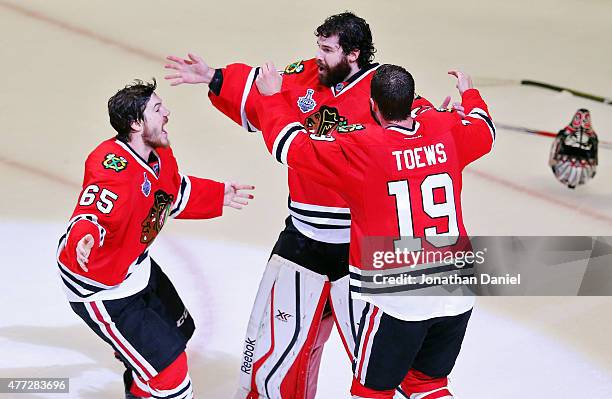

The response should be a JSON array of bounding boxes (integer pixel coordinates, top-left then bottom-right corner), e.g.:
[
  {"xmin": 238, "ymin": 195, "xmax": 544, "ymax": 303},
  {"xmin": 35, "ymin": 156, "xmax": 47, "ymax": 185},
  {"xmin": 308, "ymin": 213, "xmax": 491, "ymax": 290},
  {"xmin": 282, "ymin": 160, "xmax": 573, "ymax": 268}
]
[
  {"xmin": 102, "ymin": 153, "xmax": 128, "ymax": 172},
  {"xmin": 284, "ymin": 60, "xmax": 305, "ymax": 75},
  {"xmin": 336, "ymin": 123, "xmax": 365, "ymax": 133},
  {"xmin": 297, "ymin": 89, "xmax": 317, "ymax": 113},
  {"xmin": 304, "ymin": 105, "xmax": 344, "ymax": 138}
]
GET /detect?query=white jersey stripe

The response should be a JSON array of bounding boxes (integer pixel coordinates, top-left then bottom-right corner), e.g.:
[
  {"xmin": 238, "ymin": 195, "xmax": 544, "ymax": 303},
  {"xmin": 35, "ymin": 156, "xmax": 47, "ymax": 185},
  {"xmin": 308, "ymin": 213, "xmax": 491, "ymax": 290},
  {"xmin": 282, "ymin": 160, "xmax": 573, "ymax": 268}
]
[
  {"xmin": 288, "ymin": 209, "xmax": 351, "ymax": 226},
  {"xmin": 289, "ymin": 200, "xmax": 350, "ymax": 214},
  {"xmin": 358, "ymin": 307, "xmax": 381, "ymax": 384},
  {"xmin": 150, "ymin": 373, "xmax": 192, "ymax": 398},
  {"xmin": 240, "ymin": 67, "xmax": 259, "ymax": 132},
  {"xmin": 290, "ymin": 217, "xmax": 350, "ymax": 244},
  {"xmin": 467, "ymin": 107, "xmax": 496, "ymax": 148},
  {"xmin": 272, "ymin": 122, "xmax": 303, "ymax": 165},
  {"xmin": 170, "ymin": 174, "xmax": 192, "ymax": 218}
]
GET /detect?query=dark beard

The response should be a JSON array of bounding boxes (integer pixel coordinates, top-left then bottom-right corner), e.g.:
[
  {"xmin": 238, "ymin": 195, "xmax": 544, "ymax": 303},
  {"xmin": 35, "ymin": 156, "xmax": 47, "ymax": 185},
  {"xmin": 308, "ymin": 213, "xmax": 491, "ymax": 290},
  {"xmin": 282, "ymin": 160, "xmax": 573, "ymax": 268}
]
[
  {"xmin": 318, "ymin": 57, "xmax": 351, "ymax": 87},
  {"xmin": 143, "ymin": 128, "xmax": 169, "ymax": 148}
]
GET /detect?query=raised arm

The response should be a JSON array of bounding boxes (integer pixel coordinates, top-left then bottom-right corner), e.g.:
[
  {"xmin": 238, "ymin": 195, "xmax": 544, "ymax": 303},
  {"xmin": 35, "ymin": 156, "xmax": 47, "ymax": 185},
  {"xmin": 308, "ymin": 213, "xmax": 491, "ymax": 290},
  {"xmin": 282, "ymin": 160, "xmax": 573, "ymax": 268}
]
[
  {"xmin": 165, "ymin": 53, "xmax": 271, "ymax": 132},
  {"xmin": 448, "ymin": 70, "xmax": 496, "ymax": 167},
  {"xmin": 166, "ymin": 149, "xmax": 255, "ymax": 219}
]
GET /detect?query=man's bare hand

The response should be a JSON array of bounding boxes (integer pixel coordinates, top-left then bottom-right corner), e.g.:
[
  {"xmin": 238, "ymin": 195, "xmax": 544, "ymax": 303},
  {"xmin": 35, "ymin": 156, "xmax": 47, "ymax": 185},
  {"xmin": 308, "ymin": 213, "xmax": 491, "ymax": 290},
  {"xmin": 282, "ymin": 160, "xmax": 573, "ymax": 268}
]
[
  {"xmin": 255, "ymin": 62, "xmax": 282, "ymax": 96},
  {"xmin": 448, "ymin": 70, "xmax": 473, "ymax": 95},
  {"xmin": 165, "ymin": 53, "xmax": 215, "ymax": 86},
  {"xmin": 440, "ymin": 96, "xmax": 452, "ymax": 109},
  {"xmin": 76, "ymin": 234, "xmax": 94, "ymax": 272},
  {"xmin": 451, "ymin": 102, "xmax": 466, "ymax": 118},
  {"xmin": 439, "ymin": 95, "xmax": 465, "ymax": 118},
  {"xmin": 224, "ymin": 182, "xmax": 255, "ymax": 210}
]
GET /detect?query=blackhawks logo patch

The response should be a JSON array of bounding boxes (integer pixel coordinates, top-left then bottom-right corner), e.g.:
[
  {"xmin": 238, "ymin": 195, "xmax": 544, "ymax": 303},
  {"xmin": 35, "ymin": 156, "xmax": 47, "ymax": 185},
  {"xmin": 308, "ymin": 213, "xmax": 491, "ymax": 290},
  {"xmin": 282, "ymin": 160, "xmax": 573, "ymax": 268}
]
[
  {"xmin": 102, "ymin": 153, "xmax": 128, "ymax": 172},
  {"xmin": 304, "ymin": 105, "xmax": 367, "ymax": 141},
  {"xmin": 140, "ymin": 190, "xmax": 174, "ymax": 244},
  {"xmin": 284, "ymin": 60, "xmax": 304, "ymax": 75},
  {"xmin": 305, "ymin": 105, "xmax": 343, "ymax": 141}
]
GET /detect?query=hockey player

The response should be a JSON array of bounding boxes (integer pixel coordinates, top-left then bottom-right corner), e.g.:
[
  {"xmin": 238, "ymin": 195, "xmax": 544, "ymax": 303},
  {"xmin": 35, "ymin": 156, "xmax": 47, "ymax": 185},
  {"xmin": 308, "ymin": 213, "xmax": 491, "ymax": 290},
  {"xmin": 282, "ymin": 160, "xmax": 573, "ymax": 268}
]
[
  {"xmin": 549, "ymin": 108, "xmax": 598, "ymax": 189},
  {"xmin": 56, "ymin": 79, "xmax": 254, "ymax": 399},
  {"xmin": 254, "ymin": 64, "xmax": 494, "ymax": 399},
  {"xmin": 164, "ymin": 12, "xmax": 441, "ymax": 399}
]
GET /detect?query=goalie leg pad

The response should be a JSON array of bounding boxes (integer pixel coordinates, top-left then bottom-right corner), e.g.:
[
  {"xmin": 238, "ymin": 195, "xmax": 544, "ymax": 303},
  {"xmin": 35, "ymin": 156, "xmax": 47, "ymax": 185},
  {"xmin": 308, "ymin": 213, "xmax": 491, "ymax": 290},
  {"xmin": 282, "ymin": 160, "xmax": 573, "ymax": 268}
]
[
  {"xmin": 330, "ymin": 275, "xmax": 367, "ymax": 361},
  {"xmin": 235, "ymin": 255, "xmax": 330, "ymax": 399},
  {"xmin": 303, "ymin": 314, "xmax": 334, "ymax": 399}
]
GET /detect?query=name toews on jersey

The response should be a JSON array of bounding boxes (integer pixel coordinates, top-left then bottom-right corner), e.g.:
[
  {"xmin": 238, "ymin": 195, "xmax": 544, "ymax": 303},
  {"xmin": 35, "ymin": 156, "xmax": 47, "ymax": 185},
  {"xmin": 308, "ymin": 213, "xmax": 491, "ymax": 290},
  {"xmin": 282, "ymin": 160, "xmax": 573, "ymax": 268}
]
[{"xmin": 257, "ymin": 89, "xmax": 495, "ymax": 321}]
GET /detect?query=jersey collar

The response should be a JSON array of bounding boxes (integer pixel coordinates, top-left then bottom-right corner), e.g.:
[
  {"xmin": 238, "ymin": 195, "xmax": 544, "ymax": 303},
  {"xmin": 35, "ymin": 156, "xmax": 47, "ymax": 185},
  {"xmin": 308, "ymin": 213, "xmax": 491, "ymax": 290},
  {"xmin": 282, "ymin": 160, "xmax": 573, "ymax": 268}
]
[
  {"xmin": 114, "ymin": 139, "xmax": 162, "ymax": 179},
  {"xmin": 331, "ymin": 63, "xmax": 380, "ymax": 98},
  {"xmin": 386, "ymin": 120, "xmax": 421, "ymax": 137}
]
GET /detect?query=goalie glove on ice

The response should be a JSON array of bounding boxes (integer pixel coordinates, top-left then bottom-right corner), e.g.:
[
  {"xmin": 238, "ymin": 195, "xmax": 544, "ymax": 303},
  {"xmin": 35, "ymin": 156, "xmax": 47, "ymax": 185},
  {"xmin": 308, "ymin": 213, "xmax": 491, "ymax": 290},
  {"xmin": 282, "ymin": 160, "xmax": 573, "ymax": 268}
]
[{"xmin": 549, "ymin": 108, "xmax": 598, "ymax": 189}]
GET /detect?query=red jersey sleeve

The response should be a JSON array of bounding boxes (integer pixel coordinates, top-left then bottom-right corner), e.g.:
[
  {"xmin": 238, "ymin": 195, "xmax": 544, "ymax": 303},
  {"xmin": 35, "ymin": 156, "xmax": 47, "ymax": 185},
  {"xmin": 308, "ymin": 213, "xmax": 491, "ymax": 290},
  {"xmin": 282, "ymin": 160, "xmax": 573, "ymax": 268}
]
[
  {"xmin": 163, "ymin": 148, "xmax": 225, "ymax": 220},
  {"xmin": 207, "ymin": 59, "xmax": 315, "ymax": 133},
  {"xmin": 169, "ymin": 174, "xmax": 224, "ymax": 219},
  {"xmin": 208, "ymin": 63, "xmax": 263, "ymax": 132},
  {"xmin": 256, "ymin": 93, "xmax": 353, "ymax": 192},
  {"xmin": 452, "ymin": 88, "xmax": 496, "ymax": 167}
]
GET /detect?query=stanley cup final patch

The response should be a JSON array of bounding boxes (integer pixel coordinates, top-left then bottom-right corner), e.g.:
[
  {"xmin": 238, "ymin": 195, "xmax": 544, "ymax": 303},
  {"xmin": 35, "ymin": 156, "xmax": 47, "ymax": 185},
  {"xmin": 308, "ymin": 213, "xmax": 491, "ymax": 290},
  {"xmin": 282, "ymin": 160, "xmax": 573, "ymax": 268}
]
[
  {"xmin": 298, "ymin": 89, "xmax": 317, "ymax": 113},
  {"xmin": 141, "ymin": 172, "xmax": 151, "ymax": 197}
]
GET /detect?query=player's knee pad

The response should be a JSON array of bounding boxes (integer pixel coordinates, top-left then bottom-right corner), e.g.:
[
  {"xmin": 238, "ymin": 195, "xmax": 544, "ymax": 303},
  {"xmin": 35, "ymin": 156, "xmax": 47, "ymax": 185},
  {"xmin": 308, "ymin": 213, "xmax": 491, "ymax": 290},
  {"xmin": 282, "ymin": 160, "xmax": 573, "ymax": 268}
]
[
  {"xmin": 399, "ymin": 369, "xmax": 452, "ymax": 399},
  {"xmin": 235, "ymin": 255, "xmax": 330, "ymax": 399},
  {"xmin": 131, "ymin": 352, "xmax": 193, "ymax": 399}
]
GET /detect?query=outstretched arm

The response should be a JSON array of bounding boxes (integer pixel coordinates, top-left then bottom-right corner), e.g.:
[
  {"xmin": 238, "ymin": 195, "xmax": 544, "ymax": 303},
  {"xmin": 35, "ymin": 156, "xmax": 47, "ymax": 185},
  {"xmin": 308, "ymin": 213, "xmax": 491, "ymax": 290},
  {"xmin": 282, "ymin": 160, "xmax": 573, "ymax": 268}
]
[
  {"xmin": 164, "ymin": 53, "xmax": 216, "ymax": 86},
  {"xmin": 165, "ymin": 52, "xmax": 269, "ymax": 132},
  {"xmin": 223, "ymin": 182, "xmax": 255, "ymax": 210}
]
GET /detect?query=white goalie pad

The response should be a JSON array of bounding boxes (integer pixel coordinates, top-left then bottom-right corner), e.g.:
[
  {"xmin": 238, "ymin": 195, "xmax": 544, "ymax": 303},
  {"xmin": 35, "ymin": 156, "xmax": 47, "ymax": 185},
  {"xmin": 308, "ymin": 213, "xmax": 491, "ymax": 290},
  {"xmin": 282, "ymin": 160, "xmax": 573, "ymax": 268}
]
[
  {"xmin": 235, "ymin": 255, "xmax": 329, "ymax": 399},
  {"xmin": 330, "ymin": 274, "xmax": 366, "ymax": 361}
]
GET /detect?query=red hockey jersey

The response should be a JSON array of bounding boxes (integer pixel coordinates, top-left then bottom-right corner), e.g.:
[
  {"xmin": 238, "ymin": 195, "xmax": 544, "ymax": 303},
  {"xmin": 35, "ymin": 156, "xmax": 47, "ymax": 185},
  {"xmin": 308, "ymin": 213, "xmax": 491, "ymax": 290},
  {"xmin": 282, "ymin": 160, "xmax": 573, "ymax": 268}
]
[
  {"xmin": 256, "ymin": 89, "xmax": 495, "ymax": 320},
  {"xmin": 208, "ymin": 59, "xmax": 434, "ymax": 243},
  {"xmin": 56, "ymin": 138, "xmax": 225, "ymax": 302}
]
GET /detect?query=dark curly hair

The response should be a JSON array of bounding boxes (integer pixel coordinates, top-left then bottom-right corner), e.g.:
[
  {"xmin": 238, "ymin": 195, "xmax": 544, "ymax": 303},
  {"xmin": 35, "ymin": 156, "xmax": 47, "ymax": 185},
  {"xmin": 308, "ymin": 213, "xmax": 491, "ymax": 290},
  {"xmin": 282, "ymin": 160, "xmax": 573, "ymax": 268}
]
[
  {"xmin": 315, "ymin": 12, "xmax": 376, "ymax": 68},
  {"xmin": 371, "ymin": 65, "xmax": 415, "ymax": 121},
  {"xmin": 107, "ymin": 79, "xmax": 156, "ymax": 143}
]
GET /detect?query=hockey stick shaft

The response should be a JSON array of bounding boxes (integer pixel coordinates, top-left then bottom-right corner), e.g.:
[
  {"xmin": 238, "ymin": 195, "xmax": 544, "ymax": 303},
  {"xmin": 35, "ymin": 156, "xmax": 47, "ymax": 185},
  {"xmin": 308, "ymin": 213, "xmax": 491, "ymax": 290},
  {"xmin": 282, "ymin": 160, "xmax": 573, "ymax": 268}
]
[
  {"xmin": 520, "ymin": 79, "xmax": 612, "ymax": 105},
  {"xmin": 497, "ymin": 122, "xmax": 612, "ymax": 150},
  {"xmin": 474, "ymin": 77, "xmax": 612, "ymax": 105},
  {"xmin": 519, "ymin": 80, "xmax": 612, "ymax": 105}
]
